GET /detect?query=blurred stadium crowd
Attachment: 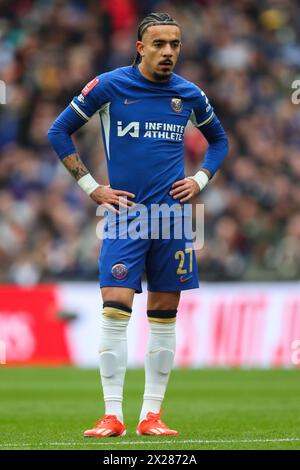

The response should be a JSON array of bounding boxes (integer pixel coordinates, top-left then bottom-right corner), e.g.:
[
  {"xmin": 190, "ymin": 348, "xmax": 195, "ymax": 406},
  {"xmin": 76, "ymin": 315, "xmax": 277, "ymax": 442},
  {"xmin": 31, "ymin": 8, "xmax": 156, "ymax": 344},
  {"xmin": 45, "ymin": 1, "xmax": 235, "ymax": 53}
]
[{"xmin": 0, "ymin": 0, "xmax": 300, "ymax": 284}]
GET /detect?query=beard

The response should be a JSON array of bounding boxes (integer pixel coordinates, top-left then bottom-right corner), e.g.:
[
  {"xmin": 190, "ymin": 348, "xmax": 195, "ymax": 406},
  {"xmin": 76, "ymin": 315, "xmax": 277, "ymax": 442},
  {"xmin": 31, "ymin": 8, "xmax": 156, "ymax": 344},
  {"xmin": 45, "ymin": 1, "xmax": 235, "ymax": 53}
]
[{"xmin": 152, "ymin": 69, "xmax": 172, "ymax": 81}]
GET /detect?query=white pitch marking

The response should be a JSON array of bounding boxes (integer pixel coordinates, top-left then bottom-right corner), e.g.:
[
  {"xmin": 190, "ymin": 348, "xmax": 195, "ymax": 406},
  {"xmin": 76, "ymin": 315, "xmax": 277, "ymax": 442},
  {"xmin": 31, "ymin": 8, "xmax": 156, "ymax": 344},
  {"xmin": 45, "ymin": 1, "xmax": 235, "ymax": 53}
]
[{"xmin": 0, "ymin": 438, "xmax": 300, "ymax": 447}]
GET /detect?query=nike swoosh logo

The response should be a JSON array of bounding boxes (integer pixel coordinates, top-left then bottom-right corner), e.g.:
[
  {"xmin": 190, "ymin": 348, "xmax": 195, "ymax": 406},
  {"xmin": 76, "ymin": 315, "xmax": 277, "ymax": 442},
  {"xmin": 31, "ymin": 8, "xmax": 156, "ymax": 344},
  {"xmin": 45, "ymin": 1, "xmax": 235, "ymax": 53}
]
[
  {"xmin": 179, "ymin": 275, "xmax": 193, "ymax": 283},
  {"xmin": 124, "ymin": 98, "xmax": 141, "ymax": 105}
]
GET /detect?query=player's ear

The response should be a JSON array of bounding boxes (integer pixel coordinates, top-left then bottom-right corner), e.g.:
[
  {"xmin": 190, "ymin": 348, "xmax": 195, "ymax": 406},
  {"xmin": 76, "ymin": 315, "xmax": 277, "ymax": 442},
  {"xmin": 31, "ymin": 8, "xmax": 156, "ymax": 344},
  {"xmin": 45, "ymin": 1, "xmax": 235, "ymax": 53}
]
[{"xmin": 136, "ymin": 41, "xmax": 145, "ymax": 57}]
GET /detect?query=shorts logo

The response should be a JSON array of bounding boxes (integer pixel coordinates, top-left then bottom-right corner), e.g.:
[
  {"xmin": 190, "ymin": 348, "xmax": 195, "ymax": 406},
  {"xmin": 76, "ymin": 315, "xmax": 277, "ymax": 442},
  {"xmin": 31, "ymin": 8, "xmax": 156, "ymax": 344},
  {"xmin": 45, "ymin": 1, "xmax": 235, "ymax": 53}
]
[
  {"xmin": 179, "ymin": 274, "xmax": 192, "ymax": 283},
  {"xmin": 81, "ymin": 78, "xmax": 99, "ymax": 96},
  {"xmin": 171, "ymin": 98, "xmax": 183, "ymax": 113},
  {"xmin": 111, "ymin": 263, "xmax": 128, "ymax": 280}
]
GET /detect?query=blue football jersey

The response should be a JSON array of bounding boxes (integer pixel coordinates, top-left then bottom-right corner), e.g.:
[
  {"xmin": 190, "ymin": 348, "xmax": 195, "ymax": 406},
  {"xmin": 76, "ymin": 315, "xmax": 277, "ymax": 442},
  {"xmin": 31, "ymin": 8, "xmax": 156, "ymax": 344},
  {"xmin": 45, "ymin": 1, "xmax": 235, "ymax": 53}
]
[{"xmin": 70, "ymin": 66, "xmax": 214, "ymax": 209}]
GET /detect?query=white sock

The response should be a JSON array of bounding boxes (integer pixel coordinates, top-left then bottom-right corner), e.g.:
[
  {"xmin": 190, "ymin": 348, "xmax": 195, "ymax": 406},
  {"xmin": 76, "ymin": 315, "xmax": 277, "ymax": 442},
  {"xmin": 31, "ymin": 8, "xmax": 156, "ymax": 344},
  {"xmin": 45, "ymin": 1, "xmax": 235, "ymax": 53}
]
[
  {"xmin": 139, "ymin": 321, "xmax": 176, "ymax": 422},
  {"xmin": 98, "ymin": 314, "xmax": 129, "ymax": 424}
]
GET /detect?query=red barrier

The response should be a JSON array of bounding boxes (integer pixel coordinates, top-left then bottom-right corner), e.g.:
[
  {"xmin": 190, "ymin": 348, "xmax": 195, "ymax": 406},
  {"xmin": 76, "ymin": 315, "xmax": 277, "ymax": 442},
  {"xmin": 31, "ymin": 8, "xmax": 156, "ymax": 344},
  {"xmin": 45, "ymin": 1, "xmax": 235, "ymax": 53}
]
[{"xmin": 0, "ymin": 285, "xmax": 71, "ymax": 365}]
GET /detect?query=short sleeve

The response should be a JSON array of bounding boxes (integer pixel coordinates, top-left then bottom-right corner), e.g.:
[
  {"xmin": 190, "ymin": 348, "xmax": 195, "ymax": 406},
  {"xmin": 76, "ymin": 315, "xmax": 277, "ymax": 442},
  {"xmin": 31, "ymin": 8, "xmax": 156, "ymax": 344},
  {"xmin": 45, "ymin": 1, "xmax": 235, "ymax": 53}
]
[
  {"xmin": 70, "ymin": 76, "xmax": 110, "ymax": 122},
  {"xmin": 189, "ymin": 87, "xmax": 215, "ymax": 128}
]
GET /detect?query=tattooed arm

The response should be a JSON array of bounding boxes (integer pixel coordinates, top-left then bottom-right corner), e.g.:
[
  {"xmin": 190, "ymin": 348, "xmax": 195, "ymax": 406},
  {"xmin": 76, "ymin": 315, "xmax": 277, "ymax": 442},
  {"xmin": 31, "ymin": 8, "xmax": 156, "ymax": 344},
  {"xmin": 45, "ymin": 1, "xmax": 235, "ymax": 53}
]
[
  {"xmin": 62, "ymin": 153, "xmax": 89, "ymax": 180},
  {"xmin": 48, "ymin": 105, "xmax": 135, "ymax": 213},
  {"xmin": 62, "ymin": 153, "xmax": 135, "ymax": 213}
]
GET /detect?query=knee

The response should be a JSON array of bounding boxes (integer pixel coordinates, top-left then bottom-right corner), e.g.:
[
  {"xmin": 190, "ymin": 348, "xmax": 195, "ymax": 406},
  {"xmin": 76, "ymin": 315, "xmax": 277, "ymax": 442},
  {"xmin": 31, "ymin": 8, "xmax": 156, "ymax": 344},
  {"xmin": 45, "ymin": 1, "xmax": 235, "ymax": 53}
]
[
  {"xmin": 147, "ymin": 292, "xmax": 180, "ymax": 311},
  {"xmin": 101, "ymin": 287, "xmax": 134, "ymax": 310}
]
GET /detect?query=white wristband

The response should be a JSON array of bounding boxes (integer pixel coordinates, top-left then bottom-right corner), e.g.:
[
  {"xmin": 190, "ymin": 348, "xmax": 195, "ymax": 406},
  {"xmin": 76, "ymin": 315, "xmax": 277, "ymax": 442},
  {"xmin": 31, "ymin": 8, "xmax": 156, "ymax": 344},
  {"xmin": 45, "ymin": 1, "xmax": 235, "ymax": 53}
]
[
  {"xmin": 187, "ymin": 170, "xmax": 209, "ymax": 191},
  {"xmin": 77, "ymin": 174, "xmax": 100, "ymax": 196}
]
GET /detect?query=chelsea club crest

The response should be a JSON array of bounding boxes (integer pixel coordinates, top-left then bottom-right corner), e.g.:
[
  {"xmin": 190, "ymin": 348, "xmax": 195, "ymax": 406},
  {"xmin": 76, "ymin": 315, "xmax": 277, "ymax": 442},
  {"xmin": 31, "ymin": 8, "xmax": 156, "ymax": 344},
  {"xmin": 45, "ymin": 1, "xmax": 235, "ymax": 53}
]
[
  {"xmin": 171, "ymin": 98, "xmax": 183, "ymax": 113},
  {"xmin": 111, "ymin": 263, "xmax": 128, "ymax": 280}
]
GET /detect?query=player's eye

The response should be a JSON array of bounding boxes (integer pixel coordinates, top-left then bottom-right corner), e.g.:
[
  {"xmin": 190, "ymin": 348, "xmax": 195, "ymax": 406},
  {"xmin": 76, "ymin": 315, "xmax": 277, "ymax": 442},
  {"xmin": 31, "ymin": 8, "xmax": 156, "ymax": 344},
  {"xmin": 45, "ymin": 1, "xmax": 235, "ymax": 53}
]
[{"xmin": 153, "ymin": 41, "xmax": 179, "ymax": 49}]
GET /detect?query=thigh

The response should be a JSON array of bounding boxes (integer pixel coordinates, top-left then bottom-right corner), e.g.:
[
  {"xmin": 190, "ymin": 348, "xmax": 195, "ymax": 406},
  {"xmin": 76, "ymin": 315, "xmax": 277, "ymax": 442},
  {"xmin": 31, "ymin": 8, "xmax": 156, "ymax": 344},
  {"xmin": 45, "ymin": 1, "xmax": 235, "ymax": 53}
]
[{"xmin": 101, "ymin": 287, "xmax": 135, "ymax": 309}]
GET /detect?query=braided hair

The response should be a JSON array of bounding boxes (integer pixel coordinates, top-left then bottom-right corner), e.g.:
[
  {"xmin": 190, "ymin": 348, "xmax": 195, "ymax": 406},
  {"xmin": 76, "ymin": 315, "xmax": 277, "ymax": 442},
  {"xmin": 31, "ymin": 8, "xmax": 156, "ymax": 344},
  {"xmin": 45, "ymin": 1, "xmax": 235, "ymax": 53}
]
[{"xmin": 132, "ymin": 12, "xmax": 180, "ymax": 67}]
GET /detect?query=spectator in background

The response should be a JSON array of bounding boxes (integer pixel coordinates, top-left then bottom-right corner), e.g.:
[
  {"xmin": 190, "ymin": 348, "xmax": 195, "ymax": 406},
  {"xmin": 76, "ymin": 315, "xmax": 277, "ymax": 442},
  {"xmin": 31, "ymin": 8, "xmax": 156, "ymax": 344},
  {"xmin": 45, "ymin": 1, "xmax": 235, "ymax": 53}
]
[{"xmin": 0, "ymin": 0, "xmax": 299, "ymax": 283}]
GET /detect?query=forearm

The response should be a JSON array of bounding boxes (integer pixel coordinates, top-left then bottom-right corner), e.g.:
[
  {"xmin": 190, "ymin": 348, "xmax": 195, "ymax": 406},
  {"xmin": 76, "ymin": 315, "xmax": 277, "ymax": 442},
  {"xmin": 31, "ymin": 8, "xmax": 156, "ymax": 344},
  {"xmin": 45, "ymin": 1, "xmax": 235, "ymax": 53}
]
[
  {"xmin": 62, "ymin": 153, "xmax": 89, "ymax": 181},
  {"xmin": 201, "ymin": 138, "xmax": 228, "ymax": 175},
  {"xmin": 48, "ymin": 106, "xmax": 101, "ymax": 195},
  {"xmin": 198, "ymin": 168, "xmax": 212, "ymax": 179},
  {"xmin": 187, "ymin": 116, "xmax": 228, "ymax": 192},
  {"xmin": 200, "ymin": 116, "xmax": 229, "ymax": 175},
  {"xmin": 62, "ymin": 152, "xmax": 100, "ymax": 195}
]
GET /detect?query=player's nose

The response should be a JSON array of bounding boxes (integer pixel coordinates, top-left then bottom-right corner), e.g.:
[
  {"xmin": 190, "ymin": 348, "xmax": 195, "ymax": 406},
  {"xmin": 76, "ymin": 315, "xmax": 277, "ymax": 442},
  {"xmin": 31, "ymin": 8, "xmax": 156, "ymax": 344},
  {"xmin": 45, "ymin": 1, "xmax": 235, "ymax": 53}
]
[{"xmin": 162, "ymin": 44, "xmax": 173, "ymax": 56}]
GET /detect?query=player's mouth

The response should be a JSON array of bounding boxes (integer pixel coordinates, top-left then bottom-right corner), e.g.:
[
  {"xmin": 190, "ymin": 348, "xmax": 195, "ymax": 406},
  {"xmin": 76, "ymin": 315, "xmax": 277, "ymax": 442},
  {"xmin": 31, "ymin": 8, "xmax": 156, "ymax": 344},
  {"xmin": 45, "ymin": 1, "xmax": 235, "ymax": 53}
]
[{"xmin": 159, "ymin": 60, "xmax": 173, "ymax": 69}]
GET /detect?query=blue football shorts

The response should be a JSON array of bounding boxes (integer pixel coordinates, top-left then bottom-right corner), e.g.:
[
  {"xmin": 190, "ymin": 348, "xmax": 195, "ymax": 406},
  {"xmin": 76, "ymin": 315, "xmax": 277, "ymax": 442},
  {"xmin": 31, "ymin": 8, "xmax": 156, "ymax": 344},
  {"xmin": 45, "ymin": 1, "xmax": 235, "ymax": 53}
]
[{"xmin": 99, "ymin": 214, "xmax": 199, "ymax": 293}]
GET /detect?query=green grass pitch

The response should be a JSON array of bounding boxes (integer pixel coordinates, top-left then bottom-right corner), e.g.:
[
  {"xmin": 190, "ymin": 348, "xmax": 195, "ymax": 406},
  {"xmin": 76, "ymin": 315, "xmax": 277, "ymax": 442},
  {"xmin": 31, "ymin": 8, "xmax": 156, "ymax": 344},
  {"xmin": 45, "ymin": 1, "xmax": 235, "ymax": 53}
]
[{"xmin": 0, "ymin": 367, "xmax": 299, "ymax": 450}]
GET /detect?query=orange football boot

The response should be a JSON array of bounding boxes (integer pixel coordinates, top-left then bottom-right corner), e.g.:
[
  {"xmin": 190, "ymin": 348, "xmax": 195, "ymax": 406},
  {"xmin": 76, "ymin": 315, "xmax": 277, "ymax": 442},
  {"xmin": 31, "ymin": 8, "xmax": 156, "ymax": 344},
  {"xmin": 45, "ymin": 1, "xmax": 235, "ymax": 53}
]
[
  {"xmin": 137, "ymin": 411, "xmax": 179, "ymax": 436},
  {"xmin": 83, "ymin": 415, "xmax": 126, "ymax": 438}
]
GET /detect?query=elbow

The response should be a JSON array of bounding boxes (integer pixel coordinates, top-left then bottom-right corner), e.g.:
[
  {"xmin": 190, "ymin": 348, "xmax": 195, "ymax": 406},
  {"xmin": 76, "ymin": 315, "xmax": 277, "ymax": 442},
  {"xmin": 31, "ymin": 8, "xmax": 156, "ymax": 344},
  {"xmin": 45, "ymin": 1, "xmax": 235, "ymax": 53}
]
[
  {"xmin": 47, "ymin": 123, "xmax": 62, "ymax": 158},
  {"xmin": 47, "ymin": 121, "xmax": 67, "ymax": 148},
  {"xmin": 47, "ymin": 123, "xmax": 56, "ymax": 146},
  {"xmin": 215, "ymin": 128, "xmax": 229, "ymax": 160},
  {"xmin": 223, "ymin": 134, "xmax": 229, "ymax": 157},
  {"xmin": 218, "ymin": 135, "xmax": 229, "ymax": 168}
]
